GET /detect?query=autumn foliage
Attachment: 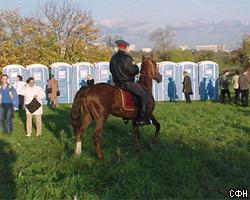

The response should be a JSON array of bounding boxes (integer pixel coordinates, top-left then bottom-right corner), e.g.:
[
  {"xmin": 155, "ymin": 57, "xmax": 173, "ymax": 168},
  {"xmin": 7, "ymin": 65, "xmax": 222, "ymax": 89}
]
[{"xmin": 0, "ymin": 1, "xmax": 112, "ymax": 68}]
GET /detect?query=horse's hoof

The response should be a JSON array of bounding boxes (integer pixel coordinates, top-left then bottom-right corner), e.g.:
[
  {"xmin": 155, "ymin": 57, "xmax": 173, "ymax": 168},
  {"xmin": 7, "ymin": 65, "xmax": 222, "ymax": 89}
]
[
  {"xmin": 97, "ymin": 154, "xmax": 104, "ymax": 160},
  {"xmin": 98, "ymin": 156, "xmax": 104, "ymax": 160},
  {"xmin": 147, "ymin": 142, "xmax": 153, "ymax": 150},
  {"xmin": 74, "ymin": 152, "xmax": 81, "ymax": 157},
  {"xmin": 134, "ymin": 147, "xmax": 140, "ymax": 152}
]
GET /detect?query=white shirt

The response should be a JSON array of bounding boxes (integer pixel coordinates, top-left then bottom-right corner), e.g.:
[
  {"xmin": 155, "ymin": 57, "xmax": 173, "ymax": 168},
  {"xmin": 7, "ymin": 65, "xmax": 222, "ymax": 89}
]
[
  {"xmin": 14, "ymin": 81, "xmax": 26, "ymax": 95},
  {"xmin": 232, "ymin": 75, "xmax": 239, "ymax": 89},
  {"xmin": 24, "ymin": 85, "xmax": 46, "ymax": 115}
]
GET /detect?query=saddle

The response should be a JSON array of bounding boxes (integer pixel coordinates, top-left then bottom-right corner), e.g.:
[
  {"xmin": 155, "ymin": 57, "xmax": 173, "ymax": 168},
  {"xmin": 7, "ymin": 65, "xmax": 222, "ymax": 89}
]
[{"xmin": 119, "ymin": 89, "xmax": 139, "ymax": 111}]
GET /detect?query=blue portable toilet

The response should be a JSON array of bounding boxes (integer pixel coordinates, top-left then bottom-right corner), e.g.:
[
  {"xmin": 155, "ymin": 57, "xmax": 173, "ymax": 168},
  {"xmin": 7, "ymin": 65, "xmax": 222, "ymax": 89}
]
[
  {"xmin": 155, "ymin": 61, "xmax": 178, "ymax": 101},
  {"xmin": 92, "ymin": 62, "xmax": 111, "ymax": 84},
  {"xmin": 26, "ymin": 64, "xmax": 49, "ymax": 91},
  {"xmin": 198, "ymin": 61, "xmax": 219, "ymax": 100},
  {"xmin": 177, "ymin": 61, "xmax": 199, "ymax": 101},
  {"xmin": 50, "ymin": 62, "xmax": 73, "ymax": 103},
  {"xmin": 72, "ymin": 62, "xmax": 93, "ymax": 97},
  {"xmin": 2, "ymin": 64, "xmax": 26, "ymax": 86}
]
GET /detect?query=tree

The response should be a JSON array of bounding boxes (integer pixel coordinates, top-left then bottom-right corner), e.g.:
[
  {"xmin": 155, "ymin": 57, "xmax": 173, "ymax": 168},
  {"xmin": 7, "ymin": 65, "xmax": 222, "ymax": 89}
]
[
  {"xmin": 0, "ymin": 9, "xmax": 61, "ymax": 66},
  {"xmin": 40, "ymin": 0, "xmax": 99, "ymax": 60},
  {"xmin": 234, "ymin": 34, "xmax": 250, "ymax": 67},
  {"xmin": 149, "ymin": 26, "xmax": 174, "ymax": 51},
  {"xmin": 0, "ymin": 1, "xmax": 111, "ymax": 67},
  {"xmin": 102, "ymin": 35, "xmax": 122, "ymax": 48}
]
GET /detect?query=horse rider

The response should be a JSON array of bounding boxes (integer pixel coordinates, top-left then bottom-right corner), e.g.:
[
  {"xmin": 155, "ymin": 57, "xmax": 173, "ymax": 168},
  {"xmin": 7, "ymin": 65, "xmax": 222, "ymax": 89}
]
[{"xmin": 109, "ymin": 39, "xmax": 150, "ymax": 126}]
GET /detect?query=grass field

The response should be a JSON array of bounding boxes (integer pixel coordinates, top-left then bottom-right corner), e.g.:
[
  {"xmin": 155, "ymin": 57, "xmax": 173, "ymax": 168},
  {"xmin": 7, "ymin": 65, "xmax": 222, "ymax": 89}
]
[{"xmin": 0, "ymin": 102, "xmax": 249, "ymax": 199}]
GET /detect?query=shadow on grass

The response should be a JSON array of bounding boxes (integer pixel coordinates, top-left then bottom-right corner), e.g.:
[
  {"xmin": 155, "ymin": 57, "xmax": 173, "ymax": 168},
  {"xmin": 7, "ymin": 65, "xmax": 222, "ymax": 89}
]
[
  {"xmin": 27, "ymin": 103, "xmax": 249, "ymax": 199},
  {"xmin": 17, "ymin": 109, "xmax": 26, "ymax": 131},
  {"xmin": 233, "ymin": 124, "xmax": 250, "ymax": 134},
  {"xmin": 0, "ymin": 139, "xmax": 16, "ymax": 199},
  {"xmin": 43, "ymin": 106, "xmax": 74, "ymax": 154},
  {"xmin": 70, "ymin": 118, "xmax": 250, "ymax": 199}
]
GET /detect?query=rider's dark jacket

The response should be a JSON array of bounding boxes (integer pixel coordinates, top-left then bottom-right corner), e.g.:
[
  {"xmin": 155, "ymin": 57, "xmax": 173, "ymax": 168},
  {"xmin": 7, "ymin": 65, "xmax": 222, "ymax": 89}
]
[{"xmin": 109, "ymin": 50, "xmax": 139, "ymax": 86}]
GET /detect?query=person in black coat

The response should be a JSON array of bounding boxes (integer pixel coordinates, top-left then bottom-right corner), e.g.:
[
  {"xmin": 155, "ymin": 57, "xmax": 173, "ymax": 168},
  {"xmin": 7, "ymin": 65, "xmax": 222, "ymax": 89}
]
[
  {"xmin": 109, "ymin": 40, "xmax": 150, "ymax": 126},
  {"xmin": 86, "ymin": 74, "xmax": 95, "ymax": 86},
  {"xmin": 182, "ymin": 71, "xmax": 192, "ymax": 103},
  {"xmin": 239, "ymin": 70, "xmax": 250, "ymax": 107},
  {"xmin": 220, "ymin": 70, "xmax": 231, "ymax": 103}
]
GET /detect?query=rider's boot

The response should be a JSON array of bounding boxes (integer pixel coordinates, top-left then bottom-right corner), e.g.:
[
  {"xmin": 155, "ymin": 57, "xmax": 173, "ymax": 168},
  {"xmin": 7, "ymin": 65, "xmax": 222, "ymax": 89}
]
[{"xmin": 136, "ymin": 104, "xmax": 151, "ymax": 126}]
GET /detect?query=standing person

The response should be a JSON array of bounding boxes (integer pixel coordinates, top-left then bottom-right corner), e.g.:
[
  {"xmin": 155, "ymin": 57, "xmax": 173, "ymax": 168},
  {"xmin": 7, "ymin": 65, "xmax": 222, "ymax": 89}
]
[
  {"xmin": 232, "ymin": 70, "xmax": 240, "ymax": 104},
  {"xmin": 48, "ymin": 74, "xmax": 59, "ymax": 108},
  {"xmin": 14, "ymin": 75, "xmax": 26, "ymax": 109},
  {"xmin": 0, "ymin": 74, "xmax": 19, "ymax": 134},
  {"xmin": 24, "ymin": 77, "xmax": 46, "ymax": 137},
  {"xmin": 86, "ymin": 74, "xmax": 95, "ymax": 86},
  {"xmin": 239, "ymin": 70, "xmax": 250, "ymax": 107},
  {"xmin": 182, "ymin": 71, "xmax": 192, "ymax": 103},
  {"xmin": 79, "ymin": 75, "xmax": 95, "ymax": 91},
  {"xmin": 220, "ymin": 70, "xmax": 231, "ymax": 103}
]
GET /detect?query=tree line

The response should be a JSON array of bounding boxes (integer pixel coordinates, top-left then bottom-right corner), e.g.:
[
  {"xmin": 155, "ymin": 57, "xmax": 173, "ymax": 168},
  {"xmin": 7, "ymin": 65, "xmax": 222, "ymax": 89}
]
[
  {"xmin": 0, "ymin": 0, "xmax": 249, "ymax": 72},
  {"xmin": 0, "ymin": 0, "xmax": 112, "ymax": 67}
]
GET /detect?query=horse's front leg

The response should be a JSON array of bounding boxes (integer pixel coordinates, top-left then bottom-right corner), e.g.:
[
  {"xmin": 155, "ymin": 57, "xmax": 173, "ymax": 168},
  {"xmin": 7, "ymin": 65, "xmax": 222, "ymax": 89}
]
[
  {"xmin": 148, "ymin": 114, "xmax": 160, "ymax": 147},
  {"xmin": 132, "ymin": 120, "xmax": 140, "ymax": 151}
]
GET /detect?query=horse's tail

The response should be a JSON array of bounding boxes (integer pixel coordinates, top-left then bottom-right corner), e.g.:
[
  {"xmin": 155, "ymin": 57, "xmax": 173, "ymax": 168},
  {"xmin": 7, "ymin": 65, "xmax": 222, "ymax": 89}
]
[{"xmin": 71, "ymin": 86, "xmax": 89, "ymax": 132}]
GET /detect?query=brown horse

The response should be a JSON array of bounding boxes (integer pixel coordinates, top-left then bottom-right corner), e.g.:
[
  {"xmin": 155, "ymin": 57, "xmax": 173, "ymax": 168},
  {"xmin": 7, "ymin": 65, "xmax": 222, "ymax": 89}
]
[{"xmin": 71, "ymin": 56, "xmax": 162, "ymax": 159}]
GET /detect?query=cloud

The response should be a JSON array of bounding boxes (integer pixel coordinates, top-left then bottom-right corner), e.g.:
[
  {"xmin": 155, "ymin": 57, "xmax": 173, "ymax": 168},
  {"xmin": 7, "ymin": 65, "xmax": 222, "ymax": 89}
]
[
  {"xmin": 97, "ymin": 17, "xmax": 250, "ymax": 49},
  {"xmin": 99, "ymin": 18, "xmax": 149, "ymax": 29},
  {"xmin": 97, "ymin": 18, "xmax": 152, "ymax": 48},
  {"xmin": 169, "ymin": 19, "xmax": 250, "ymax": 48}
]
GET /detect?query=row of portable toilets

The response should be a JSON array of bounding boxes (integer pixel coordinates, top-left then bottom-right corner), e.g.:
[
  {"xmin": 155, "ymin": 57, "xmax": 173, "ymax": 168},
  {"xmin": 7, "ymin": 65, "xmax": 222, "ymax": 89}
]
[
  {"xmin": 153, "ymin": 61, "xmax": 219, "ymax": 101},
  {"xmin": 2, "ymin": 61, "xmax": 219, "ymax": 103}
]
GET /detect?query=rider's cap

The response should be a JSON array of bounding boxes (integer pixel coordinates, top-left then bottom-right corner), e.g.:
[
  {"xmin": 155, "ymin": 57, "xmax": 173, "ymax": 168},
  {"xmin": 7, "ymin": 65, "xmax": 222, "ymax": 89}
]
[{"xmin": 115, "ymin": 40, "xmax": 129, "ymax": 47}]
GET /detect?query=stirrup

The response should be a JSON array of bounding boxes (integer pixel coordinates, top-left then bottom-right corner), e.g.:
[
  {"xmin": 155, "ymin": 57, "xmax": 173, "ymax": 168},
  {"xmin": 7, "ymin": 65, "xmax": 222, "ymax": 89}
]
[
  {"xmin": 135, "ymin": 118, "xmax": 151, "ymax": 126},
  {"xmin": 123, "ymin": 118, "xmax": 129, "ymax": 124}
]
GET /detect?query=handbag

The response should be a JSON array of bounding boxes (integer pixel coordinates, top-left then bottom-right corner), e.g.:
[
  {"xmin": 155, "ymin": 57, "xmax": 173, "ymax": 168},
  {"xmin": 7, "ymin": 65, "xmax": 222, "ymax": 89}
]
[
  {"xmin": 25, "ymin": 98, "xmax": 41, "ymax": 114},
  {"xmin": 189, "ymin": 91, "xmax": 193, "ymax": 95},
  {"xmin": 57, "ymin": 90, "xmax": 60, "ymax": 96}
]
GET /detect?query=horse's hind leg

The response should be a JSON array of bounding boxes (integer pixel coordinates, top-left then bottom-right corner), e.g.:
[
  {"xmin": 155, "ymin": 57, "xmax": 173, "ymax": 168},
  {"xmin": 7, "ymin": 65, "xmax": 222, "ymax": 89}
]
[
  {"xmin": 132, "ymin": 120, "xmax": 140, "ymax": 151},
  {"xmin": 75, "ymin": 114, "xmax": 92, "ymax": 155},
  {"xmin": 92, "ymin": 116, "xmax": 107, "ymax": 160},
  {"xmin": 149, "ymin": 114, "xmax": 160, "ymax": 145}
]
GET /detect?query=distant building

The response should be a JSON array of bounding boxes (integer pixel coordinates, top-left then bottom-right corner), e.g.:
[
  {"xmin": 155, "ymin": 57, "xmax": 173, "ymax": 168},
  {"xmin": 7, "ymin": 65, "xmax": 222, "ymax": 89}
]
[
  {"xmin": 179, "ymin": 45, "xmax": 189, "ymax": 50},
  {"xmin": 196, "ymin": 44, "xmax": 225, "ymax": 52},
  {"xmin": 129, "ymin": 44, "xmax": 136, "ymax": 51},
  {"xmin": 142, "ymin": 48, "xmax": 152, "ymax": 53},
  {"xmin": 92, "ymin": 42, "xmax": 107, "ymax": 49}
]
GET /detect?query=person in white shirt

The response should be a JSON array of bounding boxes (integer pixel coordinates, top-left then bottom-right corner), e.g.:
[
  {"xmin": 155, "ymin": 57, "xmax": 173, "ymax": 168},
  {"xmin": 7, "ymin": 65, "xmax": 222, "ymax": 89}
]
[
  {"xmin": 24, "ymin": 77, "xmax": 46, "ymax": 137},
  {"xmin": 232, "ymin": 70, "xmax": 240, "ymax": 104},
  {"xmin": 14, "ymin": 75, "xmax": 26, "ymax": 109}
]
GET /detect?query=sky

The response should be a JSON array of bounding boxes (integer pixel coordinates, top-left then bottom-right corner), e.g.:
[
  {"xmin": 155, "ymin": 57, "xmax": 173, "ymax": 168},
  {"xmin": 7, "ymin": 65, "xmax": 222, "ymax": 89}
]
[{"xmin": 0, "ymin": 0, "xmax": 250, "ymax": 49}]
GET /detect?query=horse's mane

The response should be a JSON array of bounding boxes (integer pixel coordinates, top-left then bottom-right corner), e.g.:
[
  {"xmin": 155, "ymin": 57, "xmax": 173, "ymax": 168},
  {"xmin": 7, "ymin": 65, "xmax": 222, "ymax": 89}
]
[{"xmin": 140, "ymin": 55, "xmax": 156, "ymax": 74}]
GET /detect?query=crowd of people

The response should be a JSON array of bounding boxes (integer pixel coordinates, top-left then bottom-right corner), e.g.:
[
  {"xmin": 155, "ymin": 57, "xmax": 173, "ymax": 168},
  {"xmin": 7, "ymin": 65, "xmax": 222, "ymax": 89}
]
[
  {"xmin": 0, "ymin": 74, "xmax": 59, "ymax": 135},
  {"xmin": 220, "ymin": 69, "xmax": 250, "ymax": 106}
]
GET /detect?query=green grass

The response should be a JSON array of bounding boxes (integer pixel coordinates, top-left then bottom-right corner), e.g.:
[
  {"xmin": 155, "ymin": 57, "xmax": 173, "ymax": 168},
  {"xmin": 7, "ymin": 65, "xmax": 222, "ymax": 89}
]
[{"xmin": 0, "ymin": 102, "xmax": 250, "ymax": 199}]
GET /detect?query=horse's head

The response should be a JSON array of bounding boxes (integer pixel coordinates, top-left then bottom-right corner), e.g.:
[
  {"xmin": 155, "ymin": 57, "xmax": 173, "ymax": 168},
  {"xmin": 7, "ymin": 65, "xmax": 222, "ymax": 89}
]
[{"xmin": 140, "ymin": 55, "xmax": 162, "ymax": 83}]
